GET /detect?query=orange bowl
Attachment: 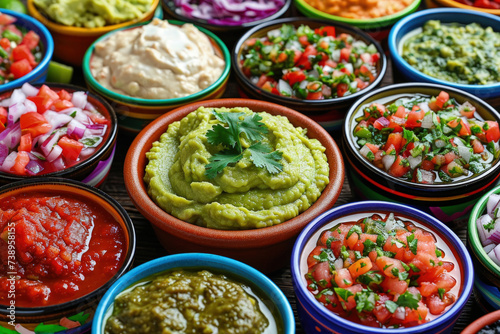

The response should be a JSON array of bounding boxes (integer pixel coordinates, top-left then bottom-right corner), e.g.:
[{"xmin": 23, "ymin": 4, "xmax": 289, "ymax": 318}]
[
  {"xmin": 27, "ymin": 0, "xmax": 159, "ymax": 66},
  {"xmin": 123, "ymin": 98, "xmax": 344, "ymax": 273},
  {"xmin": 425, "ymin": 0, "xmax": 500, "ymax": 15}
]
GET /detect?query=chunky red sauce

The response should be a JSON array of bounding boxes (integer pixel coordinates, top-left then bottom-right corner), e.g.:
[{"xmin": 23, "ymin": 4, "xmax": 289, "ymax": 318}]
[{"xmin": 0, "ymin": 192, "xmax": 126, "ymax": 307}]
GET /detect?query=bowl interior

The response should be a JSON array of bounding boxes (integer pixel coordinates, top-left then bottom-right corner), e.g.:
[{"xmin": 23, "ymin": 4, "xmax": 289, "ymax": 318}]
[
  {"xmin": 0, "ymin": 178, "xmax": 135, "ymax": 314},
  {"xmin": 0, "ymin": 83, "xmax": 117, "ymax": 180},
  {"xmin": 82, "ymin": 19, "xmax": 230, "ymax": 107},
  {"xmin": 344, "ymin": 83, "xmax": 500, "ymax": 192},
  {"xmin": 233, "ymin": 17, "xmax": 387, "ymax": 107},
  {"xmin": 92, "ymin": 253, "xmax": 294, "ymax": 333},
  {"xmin": 293, "ymin": 0, "xmax": 421, "ymax": 29},
  {"xmin": 389, "ymin": 8, "xmax": 500, "ymax": 95},
  {"xmin": 292, "ymin": 201, "xmax": 474, "ymax": 333},
  {"xmin": 124, "ymin": 98, "xmax": 344, "ymax": 248}
]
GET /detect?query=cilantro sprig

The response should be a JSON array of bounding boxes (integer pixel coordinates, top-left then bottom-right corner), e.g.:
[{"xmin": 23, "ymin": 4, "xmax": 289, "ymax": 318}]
[{"xmin": 205, "ymin": 110, "xmax": 283, "ymax": 179}]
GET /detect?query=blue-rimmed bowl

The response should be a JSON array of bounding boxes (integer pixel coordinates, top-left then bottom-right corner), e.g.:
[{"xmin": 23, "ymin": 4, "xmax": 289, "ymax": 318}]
[
  {"xmin": 83, "ymin": 19, "xmax": 230, "ymax": 133},
  {"xmin": 291, "ymin": 201, "xmax": 474, "ymax": 334},
  {"xmin": 0, "ymin": 9, "xmax": 53, "ymax": 93},
  {"xmin": 388, "ymin": 8, "xmax": 500, "ymax": 108},
  {"xmin": 92, "ymin": 253, "xmax": 295, "ymax": 333}
]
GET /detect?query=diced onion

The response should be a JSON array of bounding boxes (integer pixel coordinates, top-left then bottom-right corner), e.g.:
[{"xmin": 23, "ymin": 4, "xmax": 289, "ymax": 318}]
[
  {"xmin": 278, "ymin": 79, "xmax": 292, "ymax": 97},
  {"xmin": 41, "ymin": 133, "xmax": 61, "ymax": 156},
  {"xmin": 25, "ymin": 160, "xmax": 44, "ymax": 175},
  {"xmin": 375, "ymin": 117, "xmax": 390, "ymax": 128},
  {"xmin": 71, "ymin": 91, "xmax": 88, "ymax": 109},
  {"xmin": 434, "ymin": 139, "xmax": 446, "ymax": 148},
  {"xmin": 382, "ymin": 154, "xmax": 396, "ymax": 171},
  {"xmin": 359, "ymin": 145, "xmax": 372, "ymax": 159},
  {"xmin": 421, "ymin": 113, "xmax": 433, "ymax": 129},
  {"xmin": 21, "ymin": 82, "xmax": 39, "ymax": 97},
  {"xmin": 458, "ymin": 146, "xmax": 472, "ymax": 163},
  {"xmin": 407, "ymin": 155, "xmax": 422, "ymax": 170},
  {"xmin": 487, "ymin": 194, "xmax": 500, "ymax": 217},
  {"xmin": 46, "ymin": 145, "xmax": 63, "ymax": 162},
  {"xmin": 487, "ymin": 244, "xmax": 500, "ymax": 266},
  {"xmin": 0, "ymin": 143, "xmax": 7, "ymax": 165},
  {"xmin": 477, "ymin": 214, "xmax": 496, "ymax": 246},
  {"xmin": 0, "ymin": 152, "xmax": 17, "ymax": 172}
]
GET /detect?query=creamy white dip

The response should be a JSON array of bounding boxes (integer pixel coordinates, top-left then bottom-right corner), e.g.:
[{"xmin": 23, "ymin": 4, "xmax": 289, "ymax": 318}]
[{"xmin": 90, "ymin": 19, "xmax": 226, "ymax": 99}]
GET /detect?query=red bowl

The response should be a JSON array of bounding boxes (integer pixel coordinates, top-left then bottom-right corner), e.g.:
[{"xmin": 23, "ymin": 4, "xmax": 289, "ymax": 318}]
[{"xmin": 123, "ymin": 98, "xmax": 344, "ymax": 273}]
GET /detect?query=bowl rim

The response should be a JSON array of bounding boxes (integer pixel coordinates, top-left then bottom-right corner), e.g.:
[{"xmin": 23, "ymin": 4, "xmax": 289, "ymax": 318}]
[
  {"xmin": 343, "ymin": 82, "xmax": 500, "ymax": 192},
  {"xmin": 91, "ymin": 253, "xmax": 295, "ymax": 333},
  {"xmin": 232, "ymin": 16, "xmax": 387, "ymax": 107},
  {"xmin": 433, "ymin": 0, "xmax": 500, "ymax": 15},
  {"xmin": 26, "ymin": 0, "xmax": 160, "ymax": 36},
  {"xmin": 468, "ymin": 183, "xmax": 500, "ymax": 278},
  {"xmin": 0, "ymin": 8, "xmax": 54, "ymax": 93},
  {"xmin": 0, "ymin": 82, "xmax": 118, "ymax": 181},
  {"xmin": 0, "ymin": 177, "xmax": 136, "ymax": 316},
  {"xmin": 388, "ymin": 7, "xmax": 500, "ymax": 92},
  {"xmin": 161, "ymin": 0, "xmax": 292, "ymax": 28},
  {"xmin": 82, "ymin": 19, "xmax": 231, "ymax": 106},
  {"xmin": 293, "ymin": 0, "xmax": 421, "ymax": 29},
  {"xmin": 462, "ymin": 309, "xmax": 500, "ymax": 333},
  {"xmin": 291, "ymin": 200, "xmax": 474, "ymax": 333},
  {"xmin": 123, "ymin": 97, "xmax": 344, "ymax": 247}
]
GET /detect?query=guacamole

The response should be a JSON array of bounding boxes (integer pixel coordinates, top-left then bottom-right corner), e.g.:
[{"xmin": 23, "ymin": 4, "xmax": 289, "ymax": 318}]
[
  {"xmin": 105, "ymin": 270, "xmax": 275, "ymax": 334},
  {"xmin": 145, "ymin": 107, "xmax": 329, "ymax": 230},
  {"xmin": 402, "ymin": 20, "xmax": 500, "ymax": 85},
  {"xmin": 33, "ymin": 0, "xmax": 154, "ymax": 28}
]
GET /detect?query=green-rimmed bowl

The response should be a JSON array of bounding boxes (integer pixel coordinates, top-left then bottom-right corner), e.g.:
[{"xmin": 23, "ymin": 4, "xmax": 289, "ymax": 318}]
[
  {"xmin": 293, "ymin": 0, "xmax": 421, "ymax": 42},
  {"xmin": 82, "ymin": 19, "xmax": 231, "ymax": 133},
  {"xmin": 468, "ymin": 183, "xmax": 500, "ymax": 290}
]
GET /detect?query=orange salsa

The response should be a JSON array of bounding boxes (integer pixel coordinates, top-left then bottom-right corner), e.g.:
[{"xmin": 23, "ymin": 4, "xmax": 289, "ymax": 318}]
[{"xmin": 303, "ymin": 0, "xmax": 414, "ymax": 19}]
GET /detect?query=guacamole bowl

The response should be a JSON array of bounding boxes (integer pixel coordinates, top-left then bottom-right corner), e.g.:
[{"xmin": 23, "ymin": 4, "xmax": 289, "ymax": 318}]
[
  {"xmin": 0, "ymin": 82, "xmax": 117, "ymax": 187},
  {"xmin": 294, "ymin": 0, "xmax": 421, "ymax": 42},
  {"xmin": 291, "ymin": 201, "xmax": 473, "ymax": 333},
  {"xmin": 388, "ymin": 8, "xmax": 500, "ymax": 108},
  {"xmin": 83, "ymin": 19, "xmax": 231, "ymax": 133},
  {"xmin": 27, "ymin": 0, "xmax": 159, "ymax": 66},
  {"xmin": 342, "ymin": 82, "xmax": 500, "ymax": 226},
  {"xmin": 0, "ymin": 177, "xmax": 136, "ymax": 334},
  {"xmin": 0, "ymin": 9, "xmax": 53, "ymax": 93},
  {"xmin": 92, "ymin": 253, "xmax": 295, "ymax": 333},
  {"xmin": 232, "ymin": 17, "xmax": 387, "ymax": 133},
  {"xmin": 123, "ymin": 98, "xmax": 344, "ymax": 273}
]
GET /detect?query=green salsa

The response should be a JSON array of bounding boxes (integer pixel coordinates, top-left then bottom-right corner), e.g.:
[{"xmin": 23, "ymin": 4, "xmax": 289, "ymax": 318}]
[
  {"xmin": 402, "ymin": 20, "xmax": 500, "ymax": 85},
  {"xmin": 104, "ymin": 270, "xmax": 280, "ymax": 334}
]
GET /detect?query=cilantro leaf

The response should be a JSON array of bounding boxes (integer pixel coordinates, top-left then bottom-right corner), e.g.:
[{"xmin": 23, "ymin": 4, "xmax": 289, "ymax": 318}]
[
  {"xmin": 396, "ymin": 291, "xmax": 421, "ymax": 310},
  {"xmin": 334, "ymin": 287, "xmax": 354, "ymax": 301},
  {"xmin": 240, "ymin": 113, "xmax": 268, "ymax": 142},
  {"xmin": 355, "ymin": 289, "xmax": 378, "ymax": 313},
  {"xmin": 248, "ymin": 142, "xmax": 283, "ymax": 174},
  {"xmin": 385, "ymin": 300, "xmax": 398, "ymax": 313},
  {"xmin": 407, "ymin": 234, "xmax": 418, "ymax": 255},
  {"xmin": 205, "ymin": 150, "xmax": 243, "ymax": 179},
  {"xmin": 207, "ymin": 123, "xmax": 236, "ymax": 148},
  {"xmin": 438, "ymin": 288, "xmax": 445, "ymax": 300}
]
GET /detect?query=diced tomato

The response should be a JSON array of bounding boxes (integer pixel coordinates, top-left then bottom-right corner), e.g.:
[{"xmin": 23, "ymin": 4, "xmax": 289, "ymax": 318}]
[
  {"xmin": 435, "ymin": 91, "xmax": 449, "ymax": 109},
  {"xmin": 20, "ymin": 30, "xmax": 40, "ymax": 51},
  {"xmin": 27, "ymin": 96, "xmax": 53, "ymax": 114},
  {"xmin": 442, "ymin": 161, "xmax": 464, "ymax": 177},
  {"xmin": 435, "ymin": 273, "xmax": 456, "ymax": 292},
  {"xmin": 373, "ymin": 117, "xmax": 389, "ymax": 130},
  {"xmin": 421, "ymin": 159, "xmax": 435, "ymax": 171},
  {"xmin": 52, "ymin": 99, "xmax": 74, "ymax": 111},
  {"xmin": 380, "ymin": 276, "xmax": 409, "ymax": 295},
  {"xmin": 310, "ymin": 261, "xmax": 333, "ymax": 288},
  {"xmin": 10, "ymin": 151, "xmax": 30, "ymax": 175},
  {"xmin": 339, "ymin": 284, "xmax": 363, "ymax": 311},
  {"xmin": 426, "ymin": 293, "xmax": 455, "ymax": 315},
  {"xmin": 444, "ymin": 151, "xmax": 458, "ymax": 164},
  {"xmin": 403, "ymin": 301, "xmax": 428, "ymax": 325},
  {"xmin": 306, "ymin": 91, "xmax": 324, "ymax": 100},
  {"xmin": 296, "ymin": 45, "xmax": 317, "ymax": 70},
  {"xmin": 410, "ymin": 252, "xmax": 439, "ymax": 273},
  {"xmin": 0, "ymin": 106, "xmax": 7, "ymax": 124},
  {"xmin": 431, "ymin": 154, "xmax": 446, "ymax": 168},
  {"xmin": 20, "ymin": 112, "xmax": 51, "ymax": 138},
  {"xmin": 373, "ymin": 294, "xmax": 393, "ymax": 324},
  {"xmin": 0, "ymin": 14, "xmax": 16, "ymax": 25},
  {"xmin": 282, "ymin": 70, "xmax": 306, "ymax": 86},
  {"xmin": 388, "ymin": 155, "xmax": 410, "ymax": 177},
  {"xmin": 0, "ymin": 38, "xmax": 10, "ymax": 50},
  {"xmin": 58, "ymin": 136, "xmax": 84, "ymax": 161},
  {"xmin": 10, "ymin": 59, "xmax": 32, "ymax": 79},
  {"xmin": 18, "ymin": 133, "xmax": 32, "ymax": 152},
  {"xmin": 316, "ymin": 290, "xmax": 343, "ymax": 313},
  {"xmin": 355, "ymin": 78, "xmax": 368, "ymax": 90},
  {"xmin": 58, "ymin": 89, "xmax": 72, "ymax": 101},
  {"xmin": 261, "ymin": 81, "xmax": 279, "ymax": 95},
  {"xmin": 348, "ymin": 257, "xmax": 372, "ymax": 279},
  {"xmin": 406, "ymin": 108, "xmax": 425, "ymax": 128},
  {"xmin": 472, "ymin": 138, "xmax": 484, "ymax": 153},
  {"xmin": 335, "ymin": 268, "xmax": 354, "ymax": 288},
  {"xmin": 485, "ymin": 121, "xmax": 500, "ymax": 142},
  {"xmin": 419, "ymin": 282, "xmax": 438, "ymax": 297},
  {"xmin": 337, "ymin": 83, "xmax": 348, "ymax": 97},
  {"xmin": 359, "ymin": 65, "xmax": 375, "ymax": 82},
  {"xmin": 376, "ymin": 256, "xmax": 406, "ymax": 279},
  {"xmin": 298, "ymin": 35, "xmax": 309, "ymax": 46},
  {"xmin": 339, "ymin": 48, "xmax": 350, "ymax": 62},
  {"xmin": 365, "ymin": 143, "xmax": 380, "ymax": 154},
  {"xmin": 388, "ymin": 116, "xmax": 404, "ymax": 132},
  {"xmin": 307, "ymin": 246, "xmax": 325, "ymax": 268},
  {"xmin": 394, "ymin": 105, "xmax": 406, "ymax": 118},
  {"xmin": 12, "ymin": 45, "xmax": 37, "ymax": 67},
  {"xmin": 38, "ymin": 85, "xmax": 60, "ymax": 101},
  {"xmin": 314, "ymin": 26, "xmax": 336, "ymax": 37}
]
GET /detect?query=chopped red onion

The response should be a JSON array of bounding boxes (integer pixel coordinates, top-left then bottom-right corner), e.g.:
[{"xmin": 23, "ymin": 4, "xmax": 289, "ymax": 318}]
[
  {"xmin": 52, "ymin": 156, "xmax": 65, "ymax": 171},
  {"xmin": 25, "ymin": 160, "xmax": 44, "ymax": 175},
  {"xmin": 71, "ymin": 91, "xmax": 88, "ymax": 109},
  {"xmin": 46, "ymin": 144, "xmax": 62, "ymax": 162},
  {"xmin": 21, "ymin": 82, "xmax": 39, "ymax": 97},
  {"xmin": 487, "ymin": 194, "xmax": 500, "ymax": 218},
  {"xmin": 477, "ymin": 214, "xmax": 494, "ymax": 246},
  {"xmin": 1, "ymin": 152, "xmax": 17, "ymax": 172},
  {"xmin": 0, "ymin": 143, "xmax": 7, "ymax": 165},
  {"xmin": 67, "ymin": 119, "xmax": 86, "ymax": 140},
  {"xmin": 382, "ymin": 154, "xmax": 396, "ymax": 171},
  {"xmin": 375, "ymin": 116, "xmax": 390, "ymax": 128},
  {"xmin": 44, "ymin": 110, "xmax": 73, "ymax": 130},
  {"xmin": 41, "ymin": 132, "xmax": 61, "ymax": 156},
  {"xmin": 487, "ymin": 244, "xmax": 500, "ymax": 266},
  {"xmin": 9, "ymin": 89, "xmax": 26, "ymax": 108},
  {"xmin": 7, "ymin": 103, "xmax": 26, "ymax": 126},
  {"xmin": 24, "ymin": 99, "xmax": 37, "ymax": 113}
]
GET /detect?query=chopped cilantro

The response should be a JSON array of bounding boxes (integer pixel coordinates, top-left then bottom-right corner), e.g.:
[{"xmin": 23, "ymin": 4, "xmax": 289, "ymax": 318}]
[
  {"xmin": 438, "ymin": 288, "xmax": 445, "ymax": 300},
  {"xmin": 355, "ymin": 289, "xmax": 378, "ymax": 313},
  {"xmin": 407, "ymin": 233, "xmax": 418, "ymax": 255}
]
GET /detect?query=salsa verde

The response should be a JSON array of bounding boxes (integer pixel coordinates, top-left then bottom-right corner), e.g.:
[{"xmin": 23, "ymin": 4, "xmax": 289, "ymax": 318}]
[
  {"xmin": 353, "ymin": 91, "xmax": 500, "ymax": 184},
  {"xmin": 402, "ymin": 20, "xmax": 500, "ymax": 85}
]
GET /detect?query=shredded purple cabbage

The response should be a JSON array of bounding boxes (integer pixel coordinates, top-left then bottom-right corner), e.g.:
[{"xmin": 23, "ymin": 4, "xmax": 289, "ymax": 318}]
[{"xmin": 173, "ymin": 0, "xmax": 285, "ymax": 25}]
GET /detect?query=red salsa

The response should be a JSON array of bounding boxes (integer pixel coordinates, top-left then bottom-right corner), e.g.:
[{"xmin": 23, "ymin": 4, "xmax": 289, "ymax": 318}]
[
  {"xmin": 353, "ymin": 91, "xmax": 500, "ymax": 184},
  {"xmin": 240, "ymin": 24, "xmax": 380, "ymax": 100},
  {"xmin": 0, "ymin": 192, "xmax": 126, "ymax": 307},
  {"xmin": 454, "ymin": 0, "xmax": 500, "ymax": 9},
  {"xmin": 0, "ymin": 12, "xmax": 42, "ymax": 84},
  {"xmin": 0, "ymin": 84, "xmax": 110, "ymax": 176},
  {"xmin": 305, "ymin": 212, "xmax": 460, "ymax": 328}
]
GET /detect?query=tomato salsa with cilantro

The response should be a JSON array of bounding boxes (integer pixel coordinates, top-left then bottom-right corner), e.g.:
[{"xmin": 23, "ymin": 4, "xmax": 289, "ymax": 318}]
[
  {"xmin": 0, "ymin": 84, "xmax": 110, "ymax": 176},
  {"xmin": 0, "ymin": 12, "xmax": 42, "ymax": 84},
  {"xmin": 353, "ymin": 91, "xmax": 500, "ymax": 184},
  {"xmin": 240, "ymin": 24, "xmax": 380, "ymax": 100},
  {"xmin": 305, "ymin": 212, "xmax": 460, "ymax": 328},
  {"xmin": 0, "ymin": 191, "xmax": 127, "ymax": 307}
]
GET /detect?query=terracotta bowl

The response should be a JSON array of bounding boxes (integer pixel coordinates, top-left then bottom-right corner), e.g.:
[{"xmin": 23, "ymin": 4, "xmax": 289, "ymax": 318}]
[
  {"xmin": 232, "ymin": 17, "xmax": 387, "ymax": 133},
  {"xmin": 27, "ymin": 0, "xmax": 159, "ymax": 66},
  {"xmin": 0, "ymin": 178, "xmax": 136, "ymax": 334},
  {"xmin": 0, "ymin": 83, "xmax": 117, "ymax": 188},
  {"xmin": 462, "ymin": 309, "xmax": 500, "ymax": 333},
  {"xmin": 83, "ymin": 20, "xmax": 231, "ymax": 133},
  {"xmin": 425, "ymin": 0, "xmax": 500, "ymax": 16},
  {"xmin": 123, "ymin": 98, "xmax": 344, "ymax": 273}
]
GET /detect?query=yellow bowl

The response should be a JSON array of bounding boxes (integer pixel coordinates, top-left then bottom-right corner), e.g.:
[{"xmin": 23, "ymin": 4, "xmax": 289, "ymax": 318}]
[
  {"xmin": 27, "ymin": 0, "xmax": 159, "ymax": 66},
  {"xmin": 425, "ymin": 0, "xmax": 500, "ymax": 15}
]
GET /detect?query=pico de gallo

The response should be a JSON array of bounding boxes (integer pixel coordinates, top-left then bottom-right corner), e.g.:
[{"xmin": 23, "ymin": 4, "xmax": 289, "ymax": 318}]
[
  {"xmin": 0, "ymin": 83, "xmax": 110, "ymax": 176},
  {"xmin": 239, "ymin": 24, "xmax": 380, "ymax": 100},
  {"xmin": 305, "ymin": 212, "xmax": 459, "ymax": 328},
  {"xmin": 353, "ymin": 91, "xmax": 500, "ymax": 184},
  {"xmin": 0, "ymin": 12, "xmax": 42, "ymax": 84}
]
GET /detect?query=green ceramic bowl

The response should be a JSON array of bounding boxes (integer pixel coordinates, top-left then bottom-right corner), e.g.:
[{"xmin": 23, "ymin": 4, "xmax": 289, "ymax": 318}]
[
  {"xmin": 468, "ymin": 184, "xmax": 500, "ymax": 289},
  {"xmin": 294, "ymin": 0, "xmax": 421, "ymax": 41},
  {"xmin": 82, "ymin": 20, "xmax": 231, "ymax": 133}
]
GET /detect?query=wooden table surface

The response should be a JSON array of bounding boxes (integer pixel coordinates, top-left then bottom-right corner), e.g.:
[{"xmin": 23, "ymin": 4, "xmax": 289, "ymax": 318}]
[{"xmin": 47, "ymin": 3, "xmax": 490, "ymax": 332}]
